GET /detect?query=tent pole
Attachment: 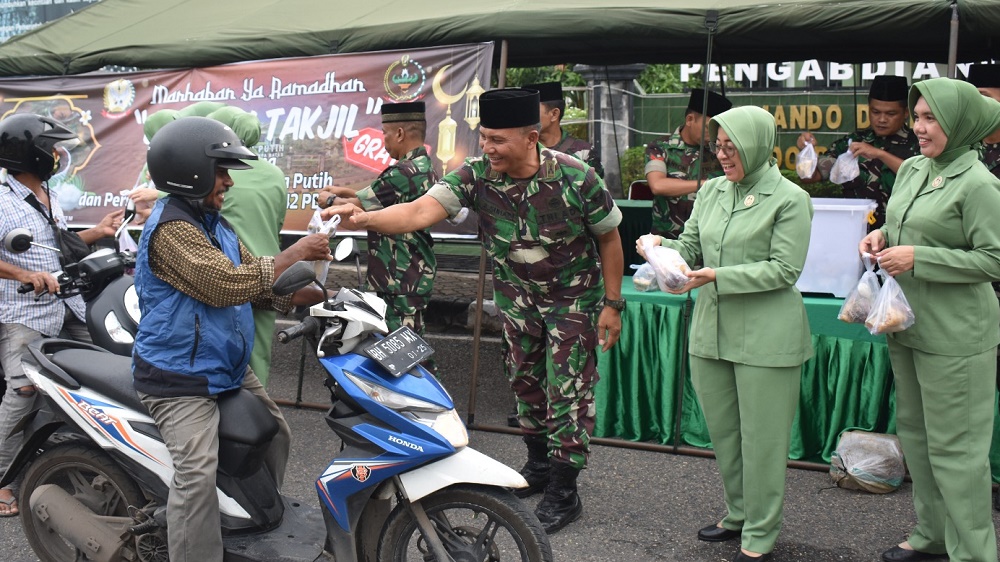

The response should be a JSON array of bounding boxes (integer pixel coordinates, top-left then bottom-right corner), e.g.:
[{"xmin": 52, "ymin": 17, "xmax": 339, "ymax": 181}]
[
  {"xmin": 466, "ymin": 39, "xmax": 508, "ymax": 426},
  {"xmin": 947, "ymin": 1, "xmax": 959, "ymax": 78}
]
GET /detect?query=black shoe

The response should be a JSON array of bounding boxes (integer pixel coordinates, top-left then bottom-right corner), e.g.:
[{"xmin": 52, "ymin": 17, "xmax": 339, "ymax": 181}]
[
  {"xmin": 507, "ymin": 409, "xmax": 519, "ymax": 428},
  {"xmin": 697, "ymin": 523, "xmax": 741, "ymax": 542},
  {"xmin": 513, "ymin": 460, "xmax": 549, "ymax": 498},
  {"xmin": 735, "ymin": 552, "xmax": 771, "ymax": 562},
  {"xmin": 535, "ymin": 463, "xmax": 583, "ymax": 535},
  {"xmin": 881, "ymin": 546, "xmax": 947, "ymax": 562}
]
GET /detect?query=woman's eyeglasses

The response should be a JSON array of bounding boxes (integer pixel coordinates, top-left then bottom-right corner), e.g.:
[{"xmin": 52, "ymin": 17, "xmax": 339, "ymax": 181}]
[{"xmin": 708, "ymin": 141, "xmax": 738, "ymax": 158}]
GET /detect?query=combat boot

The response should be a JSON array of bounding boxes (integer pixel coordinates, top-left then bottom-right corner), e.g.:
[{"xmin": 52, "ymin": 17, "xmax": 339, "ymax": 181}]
[
  {"xmin": 535, "ymin": 461, "xmax": 582, "ymax": 534},
  {"xmin": 513, "ymin": 437, "xmax": 550, "ymax": 498}
]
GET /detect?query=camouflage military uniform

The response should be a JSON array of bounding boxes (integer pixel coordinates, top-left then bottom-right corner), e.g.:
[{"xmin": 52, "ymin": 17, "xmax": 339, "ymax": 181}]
[
  {"xmin": 817, "ymin": 126, "xmax": 919, "ymax": 229},
  {"xmin": 643, "ymin": 126, "xmax": 723, "ymax": 238},
  {"xmin": 426, "ymin": 145, "xmax": 622, "ymax": 470},
  {"xmin": 356, "ymin": 146, "xmax": 438, "ymax": 345},
  {"xmin": 551, "ymin": 130, "xmax": 604, "ymax": 178},
  {"xmin": 980, "ymin": 141, "xmax": 1000, "ymax": 180}
]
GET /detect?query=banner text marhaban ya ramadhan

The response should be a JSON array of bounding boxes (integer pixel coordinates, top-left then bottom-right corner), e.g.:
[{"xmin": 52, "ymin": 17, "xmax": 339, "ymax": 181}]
[{"xmin": 0, "ymin": 42, "xmax": 494, "ymax": 234}]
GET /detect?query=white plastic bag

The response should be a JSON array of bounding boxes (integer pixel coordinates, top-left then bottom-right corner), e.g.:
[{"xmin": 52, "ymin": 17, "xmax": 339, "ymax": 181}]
[
  {"xmin": 306, "ymin": 211, "xmax": 340, "ymax": 286},
  {"xmin": 641, "ymin": 240, "xmax": 691, "ymax": 291},
  {"xmin": 838, "ymin": 254, "xmax": 879, "ymax": 324},
  {"xmin": 629, "ymin": 263, "xmax": 660, "ymax": 292},
  {"xmin": 829, "ymin": 148, "xmax": 860, "ymax": 184},
  {"xmin": 864, "ymin": 270, "xmax": 915, "ymax": 335},
  {"xmin": 829, "ymin": 430, "xmax": 905, "ymax": 494},
  {"xmin": 796, "ymin": 141, "xmax": 818, "ymax": 179}
]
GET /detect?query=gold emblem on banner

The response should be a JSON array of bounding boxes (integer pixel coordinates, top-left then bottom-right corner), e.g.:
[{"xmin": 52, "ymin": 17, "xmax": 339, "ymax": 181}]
[
  {"xmin": 744, "ymin": 194, "xmax": 755, "ymax": 207},
  {"xmin": 433, "ymin": 65, "xmax": 468, "ymax": 173},
  {"xmin": 932, "ymin": 176, "xmax": 943, "ymax": 188}
]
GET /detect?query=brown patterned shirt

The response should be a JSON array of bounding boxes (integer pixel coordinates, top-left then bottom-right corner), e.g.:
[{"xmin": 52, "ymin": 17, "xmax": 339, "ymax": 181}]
[{"xmin": 148, "ymin": 220, "xmax": 292, "ymax": 312}]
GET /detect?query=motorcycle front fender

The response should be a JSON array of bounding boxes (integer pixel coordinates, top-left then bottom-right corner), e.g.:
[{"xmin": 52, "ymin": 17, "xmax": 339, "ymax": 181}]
[
  {"xmin": 396, "ymin": 447, "xmax": 528, "ymax": 502},
  {"xmin": 0, "ymin": 400, "xmax": 63, "ymax": 489}
]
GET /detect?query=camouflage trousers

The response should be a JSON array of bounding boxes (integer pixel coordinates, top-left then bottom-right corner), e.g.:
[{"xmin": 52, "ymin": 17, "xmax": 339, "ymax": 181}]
[
  {"xmin": 497, "ymin": 287, "xmax": 601, "ymax": 470},
  {"xmin": 378, "ymin": 292, "xmax": 437, "ymax": 374}
]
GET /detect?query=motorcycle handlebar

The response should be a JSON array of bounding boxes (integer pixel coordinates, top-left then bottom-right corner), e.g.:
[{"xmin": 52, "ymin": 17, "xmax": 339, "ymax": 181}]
[
  {"xmin": 17, "ymin": 283, "xmax": 34, "ymax": 294},
  {"xmin": 277, "ymin": 316, "xmax": 321, "ymax": 344}
]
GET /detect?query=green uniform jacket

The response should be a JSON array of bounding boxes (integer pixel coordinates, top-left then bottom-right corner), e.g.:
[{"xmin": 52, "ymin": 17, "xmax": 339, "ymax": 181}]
[
  {"xmin": 663, "ymin": 164, "xmax": 814, "ymax": 368},
  {"xmin": 880, "ymin": 149, "xmax": 1000, "ymax": 356}
]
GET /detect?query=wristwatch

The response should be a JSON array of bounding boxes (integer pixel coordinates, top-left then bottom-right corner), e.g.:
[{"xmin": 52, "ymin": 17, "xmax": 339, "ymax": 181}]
[{"xmin": 604, "ymin": 297, "xmax": 626, "ymax": 311}]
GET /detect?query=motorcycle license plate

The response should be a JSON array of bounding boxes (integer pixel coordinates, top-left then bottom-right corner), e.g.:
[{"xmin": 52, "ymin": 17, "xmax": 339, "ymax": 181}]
[{"xmin": 362, "ymin": 326, "xmax": 434, "ymax": 377}]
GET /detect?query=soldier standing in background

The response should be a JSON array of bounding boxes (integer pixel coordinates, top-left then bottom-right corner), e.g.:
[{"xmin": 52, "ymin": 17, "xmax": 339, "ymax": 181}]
[
  {"xmin": 322, "ymin": 88, "xmax": 624, "ymax": 535},
  {"xmin": 644, "ymin": 88, "xmax": 732, "ymax": 238},
  {"xmin": 797, "ymin": 75, "xmax": 919, "ymax": 229},
  {"xmin": 524, "ymin": 81, "xmax": 604, "ymax": 177},
  {"xmin": 317, "ymin": 102, "xmax": 438, "ymax": 370},
  {"xmin": 967, "ymin": 63, "xmax": 1000, "ymax": 179}
]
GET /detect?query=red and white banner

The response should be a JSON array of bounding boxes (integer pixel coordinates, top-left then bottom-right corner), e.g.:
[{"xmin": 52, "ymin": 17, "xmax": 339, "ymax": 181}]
[{"xmin": 0, "ymin": 42, "xmax": 494, "ymax": 234}]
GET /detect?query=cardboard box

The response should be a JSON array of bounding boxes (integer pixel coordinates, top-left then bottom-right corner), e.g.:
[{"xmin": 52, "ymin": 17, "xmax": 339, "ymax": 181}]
[{"xmin": 796, "ymin": 198, "xmax": 877, "ymax": 298}]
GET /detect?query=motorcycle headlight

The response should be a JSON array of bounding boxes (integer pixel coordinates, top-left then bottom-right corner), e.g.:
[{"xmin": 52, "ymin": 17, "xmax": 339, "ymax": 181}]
[
  {"xmin": 404, "ymin": 408, "xmax": 469, "ymax": 448},
  {"xmin": 104, "ymin": 312, "xmax": 134, "ymax": 344},
  {"xmin": 344, "ymin": 372, "xmax": 444, "ymax": 412}
]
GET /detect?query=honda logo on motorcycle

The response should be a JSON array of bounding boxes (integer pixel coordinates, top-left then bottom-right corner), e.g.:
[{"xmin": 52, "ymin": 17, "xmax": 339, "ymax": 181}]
[
  {"xmin": 351, "ymin": 465, "xmax": 371, "ymax": 482},
  {"xmin": 388, "ymin": 434, "xmax": 424, "ymax": 452}
]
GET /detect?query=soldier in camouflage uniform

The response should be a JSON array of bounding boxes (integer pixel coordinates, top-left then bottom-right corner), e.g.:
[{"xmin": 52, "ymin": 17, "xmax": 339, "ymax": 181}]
[
  {"xmin": 644, "ymin": 88, "xmax": 732, "ymax": 238},
  {"xmin": 317, "ymin": 102, "xmax": 438, "ymax": 370},
  {"xmin": 323, "ymin": 88, "xmax": 624, "ymax": 535},
  {"xmin": 525, "ymin": 81, "xmax": 604, "ymax": 177},
  {"xmin": 797, "ymin": 75, "xmax": 919, "ymax": 229},
  {"xmin": 968, "ymin": 64, "xmax": 1000, "ymax": 181}
]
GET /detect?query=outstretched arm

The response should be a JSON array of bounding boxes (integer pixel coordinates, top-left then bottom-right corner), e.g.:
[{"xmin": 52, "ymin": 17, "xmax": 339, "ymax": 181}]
[{"xmin": 322, "ymin": 194, "xmax": 449, "ymax": 234}]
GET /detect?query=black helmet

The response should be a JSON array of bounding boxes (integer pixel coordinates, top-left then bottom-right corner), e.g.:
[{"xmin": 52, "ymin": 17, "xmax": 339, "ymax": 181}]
[
  {"xmin": 0, "ymin": 113, "xmax": 76, "ymax": 181},
  {"xmin": 146, "ymin": 116, "xmax": 257, "ymax": 199}
]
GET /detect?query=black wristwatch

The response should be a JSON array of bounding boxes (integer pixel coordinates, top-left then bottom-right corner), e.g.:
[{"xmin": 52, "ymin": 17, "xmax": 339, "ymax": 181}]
[{"xmin": 604, "ymin": 297, "xmax": 626, "ymax": 312}]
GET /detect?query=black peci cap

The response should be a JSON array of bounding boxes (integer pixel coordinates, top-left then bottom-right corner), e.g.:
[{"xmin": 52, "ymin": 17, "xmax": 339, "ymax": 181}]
[
  {"xmin": 479, "ymin": 88, "xmax": 540, "ymax": 129},
  {"xmin": 688, "ymin": 88, "xmax": 732, "ymax": 117},
  {"xmin": 967, "ymin": 64, "xmax": 1000, "ymax": 89},
  {"xmin": 869, "ymin": 75, "xmax": 909, "ymax": 102},
  {"xmin": 381, "ymin": 101, "xmax": 426, "ymax": 123},
  {"xmin": 524, "ymin": 81, "xmax": 563, "ymax": 103}
]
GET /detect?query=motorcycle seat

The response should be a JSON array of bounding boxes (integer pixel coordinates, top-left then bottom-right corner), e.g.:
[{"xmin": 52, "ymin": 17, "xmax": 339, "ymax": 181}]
[{"xmin": 48, "ymin": 349, "xmax": 148, "ymax": 414}]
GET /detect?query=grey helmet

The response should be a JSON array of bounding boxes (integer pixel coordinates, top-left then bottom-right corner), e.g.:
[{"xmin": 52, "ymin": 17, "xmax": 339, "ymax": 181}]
[
  {"xmin": 0, "ymin": 113, "xmax": 76, "ymax": 181},
  {"xmin": 146, "ymin": 116, "xmax": 257, "ymax": 199}
]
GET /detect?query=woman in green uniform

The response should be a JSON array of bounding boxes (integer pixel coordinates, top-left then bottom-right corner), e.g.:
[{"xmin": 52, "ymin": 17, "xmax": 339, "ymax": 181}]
[
  {"xmin": 861, "ymin": 77, "xmax": 1000, "ymax": 562},
  {"xmin": 638, "ymin": 105, "xmax": 813, "ymax": 561}
]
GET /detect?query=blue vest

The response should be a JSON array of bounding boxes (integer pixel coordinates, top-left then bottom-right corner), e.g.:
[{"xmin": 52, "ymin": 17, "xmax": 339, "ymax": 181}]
[{"xmin": 132, "ymin": 197, "xmax": 254, "ymax": 397}]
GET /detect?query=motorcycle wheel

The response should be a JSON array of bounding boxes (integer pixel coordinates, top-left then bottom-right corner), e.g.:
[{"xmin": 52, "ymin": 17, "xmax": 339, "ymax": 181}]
[
  {"xmin": 19, "ymin": 442, "xmax": 145, "ymax": 562},
  {"xmin": 377, "ymin": 483, "xmax": 553, "ymax": 562}
]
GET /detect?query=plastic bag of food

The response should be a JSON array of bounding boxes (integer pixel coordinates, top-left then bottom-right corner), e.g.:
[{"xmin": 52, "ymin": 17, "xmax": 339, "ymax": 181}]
[
  {"xmin": 830, "ymin": 148, "xmax": 860, "ymax": 184},
  {"xmin": 838, "ymin": 254, "xmax": 880, "ymax": 324},
  {"xmin": 630, "ymin": 263, "xmax": 660, "ymax": 292},
  {"xmin": 829, "ymin": 430, "xmax": 905, "ymax": 494},
  {"xmin": 864, "ymin": 270, "xmax": 915, "ymax": 335},
  {"xmin": 642, "ymin": 240, "xmax": 691, "ymax": 291},
  {"xmin": 306, "ymin": 210, "xmax": 340, "ymax": 285},
  {"xmin": 796, "ymin": 141, "xmax": 818, "ymax": 179}
]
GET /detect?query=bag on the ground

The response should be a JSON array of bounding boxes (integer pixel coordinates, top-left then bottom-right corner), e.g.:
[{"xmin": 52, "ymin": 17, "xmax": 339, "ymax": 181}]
[
  {"xmin": 796, "ymin": 141, "xmax": 818, "ymax": 179},
  {"xmin": 829, "ymin": 148, "xmax": 860, "ymax": 184},
  {"xmin": 838, "ymin": 254, "xmax": 880, "ymax": 324},
  {"xmin": 864, "ymin": 270, "xmax": 915, "ymax": 335},
  {"xmin": 630, "ymin": 262, "xmax": 659, "ymax": 292},
  {"xmin": 642, "ymin": 241, "xmax": 691, "ymax": 291},
  {"xmin": 830, "ymin": 430, "xmax": 905, "ymax": 494}
]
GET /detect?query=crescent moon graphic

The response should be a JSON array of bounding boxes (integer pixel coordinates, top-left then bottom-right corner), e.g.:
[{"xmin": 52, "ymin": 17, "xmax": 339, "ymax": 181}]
[{"xmin": 433, "ymin": 65, "xmax": 467, "ymax": 105}]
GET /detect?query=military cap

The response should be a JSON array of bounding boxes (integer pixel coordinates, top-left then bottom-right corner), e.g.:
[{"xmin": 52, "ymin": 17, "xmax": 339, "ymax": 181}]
[
  {"xmin": 381, "ymin": 101, "xmax": 426, "ymax": 123},
  {"xmin": 524, "ymin": 81, "xmax": 563, "ymax": 103},
  {"xmin": 869, "ymin": 75, "xmax": 909, "ymax": 102},
  {"xmin": 967, "ymin": 64, "xmax": 1000, "ymax": 89},
  {"xmin": 479, "ymin": 88, "xmax": 540, "ymax": 129},
  {"xmin": 688, "ymin": 88, "xmax": 732, "ymax": 117}
]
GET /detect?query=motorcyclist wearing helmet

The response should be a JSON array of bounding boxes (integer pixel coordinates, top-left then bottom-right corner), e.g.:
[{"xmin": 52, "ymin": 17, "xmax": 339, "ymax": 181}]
[
  {"xmin": 0, "ymin": 112, "xmax": 124, "ymax": 518},
  {"xmin": 131, "ymin": 116, "xmax": 331, "ymax": 560}
]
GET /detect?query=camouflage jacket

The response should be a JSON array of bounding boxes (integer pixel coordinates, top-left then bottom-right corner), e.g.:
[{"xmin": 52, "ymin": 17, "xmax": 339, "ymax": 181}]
[
  {"xmin": 356, "ymin": 146, "xmax": 438, "ymax": 297},
  {"xmin": 551, "ymin": 129, "xmax": 604, "ymax": 178},
  {"xmin": 426, "ymin": 144, "xmax": 621, "ymax": 298},
  {"xmin": 819, "ymin": 126, "xmax": 919, "ymax": 228},
  {"xmin": 980, "ymin": 141, "xmax": 1000, "ymax": 180},
  {"xmin": 643, "ymin": 127, "xmax": 723, "ymax": 238}
]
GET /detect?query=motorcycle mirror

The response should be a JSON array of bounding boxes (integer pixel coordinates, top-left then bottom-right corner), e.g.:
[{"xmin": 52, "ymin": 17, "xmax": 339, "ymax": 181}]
[
  {"xmin": 4, "ymin": 227, "xmax": 35, "ymax": 253},
  {"xmin": 273, "ymin": 261, "xmax": 318, "ymax": 296},
  {"xmin": 333, "ymin": 237, "xmax": 359, "ymax": 262}
]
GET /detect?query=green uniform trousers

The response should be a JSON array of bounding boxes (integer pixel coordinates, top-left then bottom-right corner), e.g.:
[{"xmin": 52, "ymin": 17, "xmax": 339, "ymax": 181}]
[
  {"xmin": 248, "ymin": 309, "xmax": 277, "ymax": 387},
  {"xmin": 887, "ymin": 340, "xmax": 998, "ymax": 562},
  {"xmin": 690, "ymin": 356, "xmax": 801, "ymax": 555}
]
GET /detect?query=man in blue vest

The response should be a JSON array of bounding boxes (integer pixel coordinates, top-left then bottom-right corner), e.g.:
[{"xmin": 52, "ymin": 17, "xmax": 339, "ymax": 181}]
[{"xmin": 132, "ymin": 116, "xmax": 332, "ymax": 561}]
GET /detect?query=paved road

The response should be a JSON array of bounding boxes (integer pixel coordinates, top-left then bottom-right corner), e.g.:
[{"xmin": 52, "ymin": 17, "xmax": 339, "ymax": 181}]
[{"xmin": 2, "ymin": 326, "xmax": 998, "ymax": 561}]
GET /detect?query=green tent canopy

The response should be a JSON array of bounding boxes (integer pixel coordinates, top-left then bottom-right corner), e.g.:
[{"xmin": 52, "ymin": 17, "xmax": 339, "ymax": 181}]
[{"xmin": 0, "ymin": 0, "xmax": 996, "ymax": 76}]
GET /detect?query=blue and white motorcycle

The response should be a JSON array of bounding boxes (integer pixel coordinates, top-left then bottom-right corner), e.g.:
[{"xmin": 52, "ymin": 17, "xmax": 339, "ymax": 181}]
[{"xmin": 0, "ymin": 250, "xmax": 552, "ymax": 562}]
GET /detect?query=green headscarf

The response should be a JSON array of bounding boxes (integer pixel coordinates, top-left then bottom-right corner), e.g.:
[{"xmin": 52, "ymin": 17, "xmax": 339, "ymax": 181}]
[
  {"xmin": 207, "ymin": 106, "xmax": 262, "ymax": 147},
  {"xmin": 909, "ymin": 77, "xmax": 1000, "ymax": 161},
  {"xmin": 708, "ymin": 105, "xmax": 777, "ymax": 187},
  {"xmin": 143, "ymin": 109, "xmax": 177, "ymax": 141}
]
